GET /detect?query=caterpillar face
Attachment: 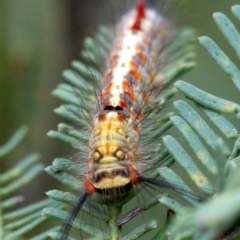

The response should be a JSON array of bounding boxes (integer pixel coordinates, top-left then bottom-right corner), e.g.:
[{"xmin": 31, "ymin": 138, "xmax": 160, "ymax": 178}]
[{"xmin": 87, "ymin": 111, "xmax": 139, "ymax": 191}]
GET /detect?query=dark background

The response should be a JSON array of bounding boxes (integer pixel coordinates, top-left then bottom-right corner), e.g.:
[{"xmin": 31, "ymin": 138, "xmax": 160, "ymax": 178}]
[{"xmin": 0, "ymin": 0, "xmax": 239, "ymax": 238}]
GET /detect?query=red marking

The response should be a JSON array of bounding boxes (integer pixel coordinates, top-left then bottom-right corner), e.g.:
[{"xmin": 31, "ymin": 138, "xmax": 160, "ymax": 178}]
[
  {"xmin": 130, "ymin": 69, "xmax": 141, "ymax": 81},
  {"xmin": 84, "ymin": 178, "xmax": 96, "ymax": 194},
  {"xmin": 103, "ymin": 100, "xmax": 111, "ymax": 108},
  {"xmin": 99, "ymin": 115, "xmax": 107, "ymax": 122},
  {"xmin": 101, "ymin": 82, "xmax": 113, "ymax": 100},
  {"xmin": 143, "ymin": 36, "xmax": 151, "ymax": 47},
  {"xmin": 136, "ymin": 113, "xmax": 143, "ymax": 122},
  {"xmin": 129, "ymin": 166, "xmax": 140, "ymax": 185},
  {"xmin": 104, "ymin": 70, "xmax": 112, "ymax": 82},
  {"xmin": 131, "ymin": 19, "xmax": 142, "ymax": 31},
  {"xmin": 125, "ymin": 90, "xmax": 136, "ymax": 102},
  {"xmin": 130, "ymin": 60, "xmax": 139, "ymax": 70},
  {"xmin": 117, "ymin": 114, "xmax": 126, "ymax": 123},
  {"xmin": 137, "ymin": 1, "xmax": 146, "ymax": 19},
  {"xmin": 130, "ymin": 1, "xmax": 146, "ymax": 31},
  {"xmin": 123, "ymin": 80, "xmax": 136, "ymax": 101},
  {"xmin": 123, "ymin": 80, "xmax": 131, "ymax": 90},
  {"xmin": 105, "ymin": 80, "xmax": 113, "ymax": 88},
  {"xmin": 110, "ymin": 53, "xmax": 118, "ymax": 67},
  {"xmin": 137, "ymin": 52, "xmax": 147, "ymax": 63},
  {"xmin": 136, "ymin": 44, "xmax": 144, "ymax": 53},
  {"xmin": 119, "ymin": 100, "xmax": 128, "ymax": 108},
  {"xmin": 133, "ymin": 125, "xmax": 141, "ymax": 135}
]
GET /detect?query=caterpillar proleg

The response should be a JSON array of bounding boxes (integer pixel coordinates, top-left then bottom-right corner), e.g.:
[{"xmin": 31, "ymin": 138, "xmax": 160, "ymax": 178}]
[{"xmin": 46, "ymin": 1, "xmax": 208, "ymax": 239}]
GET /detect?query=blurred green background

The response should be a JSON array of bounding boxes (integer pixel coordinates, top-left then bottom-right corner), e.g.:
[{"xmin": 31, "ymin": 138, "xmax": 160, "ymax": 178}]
[{"xmin": 0, "ymin": 0, "xmax": 239, "ymax": 238}]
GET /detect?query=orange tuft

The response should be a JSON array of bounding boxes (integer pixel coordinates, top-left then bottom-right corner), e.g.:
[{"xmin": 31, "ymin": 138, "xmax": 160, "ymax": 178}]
[
  {"xmin": 129, "ymin": 166, "xmax": 140, "ymax": 185},
  {"xmin": 84, "ymin": 178, "xmax": 96, "ymax": 194}
]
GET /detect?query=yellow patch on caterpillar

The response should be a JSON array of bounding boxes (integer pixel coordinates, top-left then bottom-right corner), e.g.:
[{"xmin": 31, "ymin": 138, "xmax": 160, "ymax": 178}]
[
  {"xmin": 115, "ymin": 150, "xmax": 125, "ymax": 160},
  {"xmin": 98, "ymin": 156, "xmax": 119, "ymax": 164},
  {"xmin": 94, "ymin": 174, "xmax": 130, "ymax": 189}
]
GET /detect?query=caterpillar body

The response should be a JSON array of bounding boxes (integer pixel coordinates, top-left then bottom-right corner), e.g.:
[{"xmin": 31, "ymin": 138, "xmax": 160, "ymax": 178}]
[
  {"xmin": 87, "ymin": 1, "xmax": 166, "ymax": 195},
  {"xmin": 49, "ymin": 1, "xmax": 205, "ymax": 239}
]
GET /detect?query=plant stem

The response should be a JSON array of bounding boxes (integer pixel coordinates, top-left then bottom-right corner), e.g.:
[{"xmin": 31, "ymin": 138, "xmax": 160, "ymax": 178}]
[{"xmin": 108, "ymin": 205, "xmax": 122, "ymax": 240}]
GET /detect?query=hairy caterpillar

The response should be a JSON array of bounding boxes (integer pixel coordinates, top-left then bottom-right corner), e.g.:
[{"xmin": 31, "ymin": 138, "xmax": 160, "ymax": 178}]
[{"xmin": 48, "ymin": 1, "xmax": 208, "ymax": 239}]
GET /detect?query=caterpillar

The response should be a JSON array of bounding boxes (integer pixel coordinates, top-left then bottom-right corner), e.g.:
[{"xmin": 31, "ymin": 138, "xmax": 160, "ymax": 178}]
[{"xmin": 48, "ymin": 1, "xmax": 208, "ymax": 239}]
